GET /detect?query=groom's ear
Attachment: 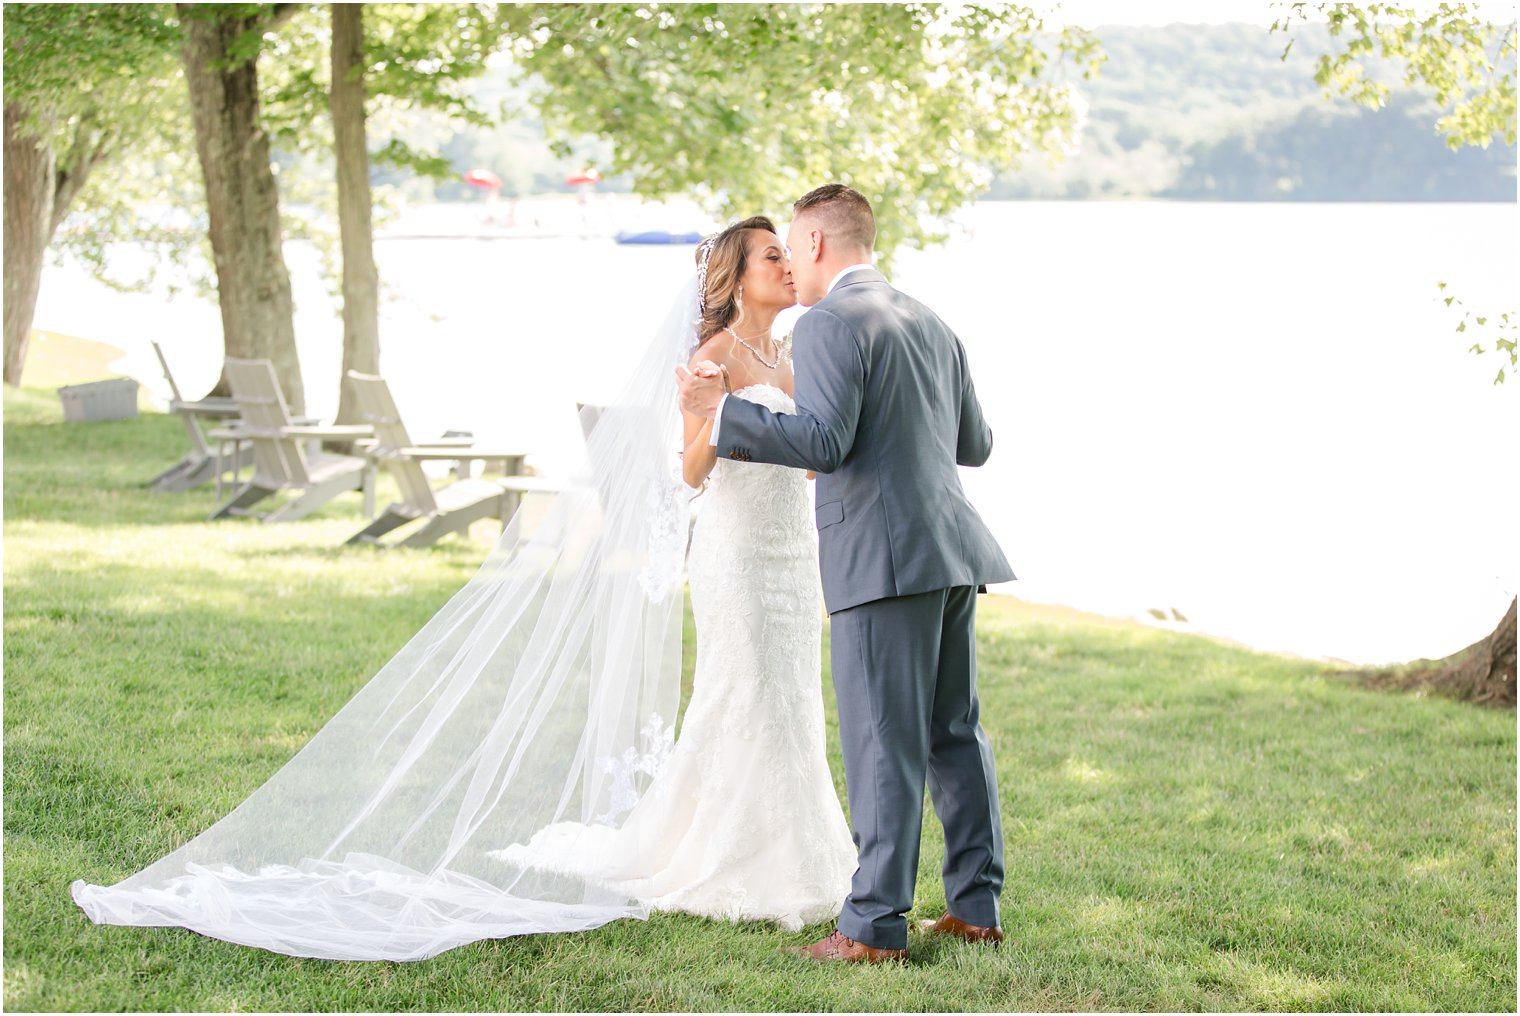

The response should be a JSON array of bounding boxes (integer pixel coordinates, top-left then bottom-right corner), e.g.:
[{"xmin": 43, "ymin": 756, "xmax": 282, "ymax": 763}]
[{"xmin": 788, "ymin": 218, "xmax": 821, "ymax": 262}]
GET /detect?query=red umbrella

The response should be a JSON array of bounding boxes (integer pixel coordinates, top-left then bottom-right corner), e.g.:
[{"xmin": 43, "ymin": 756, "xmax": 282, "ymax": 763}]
[
  {"xmin": 566, "ymin": 168, "xmax": 602, "ymax": 186},
  {"xmin": 463, "ymin": 168, "xmax": 502, "ymax": 191}
]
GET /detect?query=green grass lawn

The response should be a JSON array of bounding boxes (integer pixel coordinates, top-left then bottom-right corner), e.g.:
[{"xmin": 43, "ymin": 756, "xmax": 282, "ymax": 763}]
[{"xmin": 4, "ymin": 382, "xmax": 1515, "ymax": 1012}]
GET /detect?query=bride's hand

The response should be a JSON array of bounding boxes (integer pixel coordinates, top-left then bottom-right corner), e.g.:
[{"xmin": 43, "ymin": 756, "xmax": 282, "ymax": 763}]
[{"xmin": 676, "ymin": 363, "xmax": 726, "ymax": 419}]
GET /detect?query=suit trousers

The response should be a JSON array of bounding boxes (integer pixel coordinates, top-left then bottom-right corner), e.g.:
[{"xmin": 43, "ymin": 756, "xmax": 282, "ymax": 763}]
[{"xmin": 829, "ymin": 585, "xmax": 1005, "ymax": 951}]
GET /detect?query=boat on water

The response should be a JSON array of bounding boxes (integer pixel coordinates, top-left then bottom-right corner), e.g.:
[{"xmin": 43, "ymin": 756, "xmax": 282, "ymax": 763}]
[{"xmin": 614, "ymin": 229, "xmax": 705, "ymax": 245}]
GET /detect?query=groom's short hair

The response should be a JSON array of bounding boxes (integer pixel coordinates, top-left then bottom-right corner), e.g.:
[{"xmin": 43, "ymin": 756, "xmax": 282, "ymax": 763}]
[{"xmin": 794, "ymin": 185, "xmax": 876, "ymax": 253}]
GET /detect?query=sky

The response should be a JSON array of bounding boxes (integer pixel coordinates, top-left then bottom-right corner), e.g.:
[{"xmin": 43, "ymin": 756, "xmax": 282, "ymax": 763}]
[
  {"xmin": 1044, "ymin": 1, "xmax": 1519, "ymax": 28},
  {"xmin": 1045, "ymin": 1, "xmax": 1280, "ymax": 27}
]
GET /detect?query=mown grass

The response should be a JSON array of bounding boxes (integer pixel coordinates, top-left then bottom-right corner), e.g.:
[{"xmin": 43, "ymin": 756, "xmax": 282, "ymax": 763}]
[{"xmin": 3, "ymin": 379, "xmax": 1515, "ymax": 1012}]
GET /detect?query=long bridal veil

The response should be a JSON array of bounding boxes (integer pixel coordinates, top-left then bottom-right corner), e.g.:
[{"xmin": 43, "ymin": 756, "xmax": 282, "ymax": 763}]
[{"xmin": 72, "ymin": 282, "xmax": 704, "ymax": 961}]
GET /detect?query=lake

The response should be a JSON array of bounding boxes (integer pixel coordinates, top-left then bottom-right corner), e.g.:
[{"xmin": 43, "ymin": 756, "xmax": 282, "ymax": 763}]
[{"xmin": 30, "ymin": 199, "xmax": 1519, "ymax": 665}]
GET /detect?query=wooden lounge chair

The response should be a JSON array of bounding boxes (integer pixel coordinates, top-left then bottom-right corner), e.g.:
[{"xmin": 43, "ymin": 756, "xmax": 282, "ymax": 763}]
[
  {"xmin": 146, "ymin": 340, "xmax": 249, "ymax": 492},
  {"xmin": 343, "ymin": 371, "xmax": 532, "ymax": 548},
  {"xmin": 209, "ymin": 359, "xmax": 374, "ymax": 523}
]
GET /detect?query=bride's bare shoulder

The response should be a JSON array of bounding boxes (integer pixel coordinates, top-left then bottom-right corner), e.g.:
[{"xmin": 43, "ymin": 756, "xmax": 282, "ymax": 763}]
[{"xmin": 688, "ymin": 332, "xmax": 735, "ymax": 370}]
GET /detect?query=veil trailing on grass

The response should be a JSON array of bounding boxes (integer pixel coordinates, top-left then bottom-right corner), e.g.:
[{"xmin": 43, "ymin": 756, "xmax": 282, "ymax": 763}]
[{"xmin": 71, "ymin": 281, "xmax": 704, "ymax": 961}]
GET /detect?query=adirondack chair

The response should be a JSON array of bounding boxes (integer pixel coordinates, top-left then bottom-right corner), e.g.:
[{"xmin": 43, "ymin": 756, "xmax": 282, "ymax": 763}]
[
  {"xmin": 576, "ymin": 401, "xmax": 602, "ymax": 440},
  {"xmin": 343, "ymin": 371, "xmax": 534, "ymax": 547},
  {"xmin": 146, "ymin": 340, "xmax": 249, "ymax": 492},
  {"xmin": 209, "ymin": 359, "xmax": 374, "ymax": 523}
]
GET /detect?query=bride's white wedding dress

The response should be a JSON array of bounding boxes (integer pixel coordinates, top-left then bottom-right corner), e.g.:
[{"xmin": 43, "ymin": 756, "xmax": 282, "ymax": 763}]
[
  {"xmin": 494, "ymin": 383, "xmax": 857, "ymax": 930},
  {"xmin": 71, "ymin": 283, "xmax": 853, "ymax": 961}
]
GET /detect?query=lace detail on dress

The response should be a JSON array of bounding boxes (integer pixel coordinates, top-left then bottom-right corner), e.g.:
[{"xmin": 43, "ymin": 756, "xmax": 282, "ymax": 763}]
[
  {"xmin": 637, "ymin": 464, "xmax": 690, "ymax": 603},
  {"xmin": 492, "ymin": 384, "xmax": 857, "ymax": 931},
  {"xmin": 596, "ymin": 713, "xmax": 676, "ymax": 826}
]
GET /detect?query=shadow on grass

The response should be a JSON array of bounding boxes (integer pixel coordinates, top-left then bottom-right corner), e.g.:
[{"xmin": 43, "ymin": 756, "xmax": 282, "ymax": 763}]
[{"xmin": 4, "ymin": 393, "xmax": 406, "ymax": 533}]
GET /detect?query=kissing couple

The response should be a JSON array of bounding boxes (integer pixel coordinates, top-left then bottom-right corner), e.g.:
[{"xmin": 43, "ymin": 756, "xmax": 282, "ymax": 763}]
[{"xmin": 73, "ymin": 185, "xmax": 1015, "ymax": 965}]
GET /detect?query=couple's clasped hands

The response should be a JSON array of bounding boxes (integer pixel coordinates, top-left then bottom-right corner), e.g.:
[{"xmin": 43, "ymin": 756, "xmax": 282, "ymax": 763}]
[{"xmin": 676, "ymin": 361, "xmax": 728, "ymax": 419}]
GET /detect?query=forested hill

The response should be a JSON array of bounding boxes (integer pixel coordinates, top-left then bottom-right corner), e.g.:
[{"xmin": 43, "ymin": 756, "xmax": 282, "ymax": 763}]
[
  {"xmin": 986, "ymin": 22, "xmax": 1516, "ymax": 202},
  {"xmin": 413, "ymin": 22, "xmax": 1515, "ymax": 204}
]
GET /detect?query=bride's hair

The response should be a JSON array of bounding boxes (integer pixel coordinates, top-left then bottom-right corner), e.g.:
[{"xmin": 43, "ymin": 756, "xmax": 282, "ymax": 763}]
[{"xmin": 696, "ymin": 215, "xmax": 776, "ymax": 343}]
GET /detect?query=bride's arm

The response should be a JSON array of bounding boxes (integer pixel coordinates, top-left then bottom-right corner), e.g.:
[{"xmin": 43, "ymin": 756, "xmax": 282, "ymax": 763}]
[
  {"xmin": 681, "ymin": 346, "xmax": 727, "ymax": 489},
  {"xmin": 682, "ymin": 408, "xmax": 717, "ymax": 489}
]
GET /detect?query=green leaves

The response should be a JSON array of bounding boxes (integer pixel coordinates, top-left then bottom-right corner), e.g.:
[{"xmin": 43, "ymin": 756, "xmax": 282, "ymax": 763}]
[
  {"xmin": 12, "ymin": 3, "xmax": 1103, "ymax": 297},
  {"xmin": 3, "ymin": 4, "xmax": 203, "ymax": 298},
  {"xmin": 1277, "ymin": 11, "xmax": 1516, "ymax": 392},
  {"xmin": 1273, "ymin": 3, "xmax": 1517, "ymax": 149},
  {"xmin": 500, "ymin": 2, "xmax": 1103, "ymax": 263},
  {"xmin": 2, "ymin": 3, "xmax": 182, "ymax": 144},
  {"xmin": 1440, "ymin": 282, "xmax": 1517, "ymax": 385}
]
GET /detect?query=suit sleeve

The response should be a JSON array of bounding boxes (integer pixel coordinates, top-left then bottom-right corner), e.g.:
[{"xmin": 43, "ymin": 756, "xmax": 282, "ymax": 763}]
[
  {"xmin": 955, "ymin": 339, "xmax": 994, "ymax": 467},
  {"xmin": 714, "ymin": 309, "xmax": 864, "ymax": 474}
]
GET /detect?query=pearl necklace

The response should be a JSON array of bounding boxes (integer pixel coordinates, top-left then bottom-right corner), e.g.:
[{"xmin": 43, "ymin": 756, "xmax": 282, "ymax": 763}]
[{"xmin": 725, "ymin": 326, "xmax": 782, "ymax": 370}]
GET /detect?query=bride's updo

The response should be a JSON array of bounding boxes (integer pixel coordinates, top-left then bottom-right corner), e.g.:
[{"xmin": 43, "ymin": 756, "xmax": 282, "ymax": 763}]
[{"xmin": 695, "ymin": 215, "xmax": 777, "ymax": 343}]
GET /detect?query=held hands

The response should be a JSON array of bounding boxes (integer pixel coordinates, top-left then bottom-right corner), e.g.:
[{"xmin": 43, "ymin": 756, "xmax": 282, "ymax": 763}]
[{"xmin": 676, "ymin": 360, "xmax": 728, "ymax": 419}]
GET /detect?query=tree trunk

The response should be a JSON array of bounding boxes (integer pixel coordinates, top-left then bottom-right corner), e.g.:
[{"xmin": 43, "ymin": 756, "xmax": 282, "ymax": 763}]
[
  {"xmin": 1426, "ymin": 596, "xmax": 1517, "ymax": 707},
  {"xmin": 330, "ymin": 2, "xmax": 380, "ymax": 435},
  {"xmin": 4, "ymin": 103, "xmax": 55, "ymax": 387},
  {"xmin": 178, "ymin": 5, "xmax": 305, "ymax": 414},
  {"xmin": 5, "ymin": 104, "xmax": 125, "ymax": 388},
  {"xmin": 1466, "ymin": 596, "xmax": 1518, "ymax": 707},
  {"xmin": 1355, "ymin": 597, "xmax": 1517, "ymax": 708}
]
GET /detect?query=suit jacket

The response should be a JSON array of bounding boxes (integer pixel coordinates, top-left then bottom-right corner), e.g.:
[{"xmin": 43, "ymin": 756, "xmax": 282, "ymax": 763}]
[{"xmin": 715, "ymin": 268, "xmax": 1015, "ymax": 613}]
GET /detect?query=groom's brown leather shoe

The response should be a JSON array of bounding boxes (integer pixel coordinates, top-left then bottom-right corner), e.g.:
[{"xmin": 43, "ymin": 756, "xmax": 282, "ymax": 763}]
[
  {"xmin": 916, "ymin": 912, "xmax": 1004, "ymax": 946},
  {"xmin": 782, "ymin": 929, "xmax": 908, "ymax": 964}
]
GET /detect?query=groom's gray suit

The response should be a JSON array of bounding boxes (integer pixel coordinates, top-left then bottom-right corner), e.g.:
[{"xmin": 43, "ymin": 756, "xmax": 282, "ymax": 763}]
[{"xmin": 714, "ymin": 268, "xmax": 1014, "ymax": 951}]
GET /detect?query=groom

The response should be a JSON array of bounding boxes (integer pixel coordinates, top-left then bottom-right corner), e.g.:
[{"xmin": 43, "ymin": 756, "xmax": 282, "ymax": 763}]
[{"xmin": 677, "ymin": 185, "xmax": 1015, "ymax": 963}]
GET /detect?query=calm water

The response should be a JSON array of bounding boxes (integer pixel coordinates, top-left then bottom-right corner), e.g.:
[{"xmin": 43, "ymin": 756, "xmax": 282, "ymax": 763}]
[{"xmin": 32, "ymin": 200, "xmax": 1519, "ymax": 665}]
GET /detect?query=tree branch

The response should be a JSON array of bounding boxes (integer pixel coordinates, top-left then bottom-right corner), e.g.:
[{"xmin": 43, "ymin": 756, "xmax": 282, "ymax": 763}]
[
  {"xmin": 268, "ymin": 3, "xmax": 302, "ymax": 30},
  {"xmin": 50, "ymin": 123, "xmax": 117, "ymax": 234}
]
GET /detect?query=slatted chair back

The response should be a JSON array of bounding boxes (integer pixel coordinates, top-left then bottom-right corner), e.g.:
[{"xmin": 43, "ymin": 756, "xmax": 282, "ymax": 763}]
[
  {"xmin": 154, "ymin": 340, "xmax": 213, "ymax": 459},
  {"xmin": 346, "ymin": 372, "xmax": 439, "ymax": 515},
  {"xmin": 152, "ymin": 341, "xmax": 187, "ymax": 404},
  {"xmin": 224, "ymin": 358, "xmax": 312, "ymax": 487},
  {"xmin": 576, "ymin": 402, "xmax": 603, "ymax": 443}
]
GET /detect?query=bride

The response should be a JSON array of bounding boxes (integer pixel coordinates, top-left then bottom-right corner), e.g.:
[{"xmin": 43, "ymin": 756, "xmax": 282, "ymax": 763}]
[{"xmin": 71, "ymin": 217, "xmax": 857, "ymax": 961}]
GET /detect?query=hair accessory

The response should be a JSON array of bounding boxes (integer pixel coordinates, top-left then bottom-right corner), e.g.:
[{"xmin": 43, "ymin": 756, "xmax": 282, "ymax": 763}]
[{"xmin": 695, "ymin": 236, "xmax": 718, "ymax": 315}]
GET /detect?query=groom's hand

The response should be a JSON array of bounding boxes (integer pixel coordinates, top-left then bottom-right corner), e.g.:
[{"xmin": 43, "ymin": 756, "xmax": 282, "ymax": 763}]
[{"xmin": 676, "ymin": 362, "xmax": 725, "ymax": 419}]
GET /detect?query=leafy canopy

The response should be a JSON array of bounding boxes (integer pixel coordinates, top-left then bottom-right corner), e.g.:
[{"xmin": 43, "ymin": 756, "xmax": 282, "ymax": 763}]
[
  {"xmin": 1273, "ymin": 3, "xmax": 1518, "ymax": 149},
  {"xmin": 500, "ymin": 3, "xmax": 1103, "ymax": 258},
  {"xmin": 1276, "ymin": 4, "xmax": 1518, "ymax": 385},
  {"xmin": 2, "ymin": 3, "xmax": 180, "ymax": 131},
  {"xmin": 14, "ymin": 3, "xmax": 1102, "ymax": 285}
]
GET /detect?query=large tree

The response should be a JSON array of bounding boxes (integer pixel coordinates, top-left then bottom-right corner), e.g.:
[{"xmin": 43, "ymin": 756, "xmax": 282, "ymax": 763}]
[
  {"xmin": 498, "ymin": 3, "xmax": 1103, "ymax": 259},
  {"xmin": 9, "ymin": 3, "xmax": 514, "ymax": 416},
  {"xmin": 3, "ymin": 102, "xmax": 55, "ymax": 386},
  {"xmin": 329, "ymin": 3, "xmax": 379, "ymax": 430},
  {"xmin": 304, "ymin": 3, "xmax": 512, "ymax": 428},
  {"xmin": 177, "ymin": 2, "xmax": 305, "ymax": 413},
  {"xmin": 2, "ymin": 3, "xmax": 180, "ymax": 385},
  {"xmin": 12, "ymin": 4, "xmax": 1100, "ymax": 415}
]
